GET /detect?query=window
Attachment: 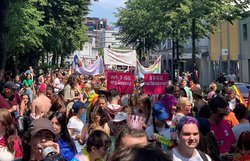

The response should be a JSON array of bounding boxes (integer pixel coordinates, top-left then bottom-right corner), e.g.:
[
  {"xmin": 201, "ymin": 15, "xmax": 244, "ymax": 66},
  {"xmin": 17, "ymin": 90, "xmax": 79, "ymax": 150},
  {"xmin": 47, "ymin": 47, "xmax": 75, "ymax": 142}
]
[
  {"xmin": 167, "ymin": 39, "xmax": 172, "ymax": 49},
  {"xmin": 243, "ymin": 24, "xmax": 248, "ymax": 40}
]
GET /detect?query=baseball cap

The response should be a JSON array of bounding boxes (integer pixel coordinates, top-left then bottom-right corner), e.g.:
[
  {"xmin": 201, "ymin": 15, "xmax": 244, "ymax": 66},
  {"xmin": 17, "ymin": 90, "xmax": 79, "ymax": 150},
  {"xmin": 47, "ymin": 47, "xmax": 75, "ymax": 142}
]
[
  {"xmin": 72, "ymin": 101, "xmax": 88, "ymax": 112},
  {"xmin": 29, "ymin": 118, "xmax": 55, "ymax": 137},
  {"xmin": 111, "ymin": 112, "xmax": 127, "ymax": 122},
  {"xmin": 39, "ymin": 84, "xmax": 47, "ymax": 93},
  {"xmin": 153, "ymin": 102, "xmax": 169, "ymax": 121},
  {"xmin": 4, "ymin": 81, "xmax": 18, "ymax": 90}
]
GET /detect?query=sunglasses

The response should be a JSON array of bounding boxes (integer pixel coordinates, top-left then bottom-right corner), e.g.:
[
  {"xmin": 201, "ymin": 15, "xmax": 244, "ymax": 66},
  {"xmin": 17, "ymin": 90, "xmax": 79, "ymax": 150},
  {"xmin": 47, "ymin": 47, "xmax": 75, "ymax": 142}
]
[{"xmin": 217, "ymin": 110, "xmax": 229, "ymax": 118}]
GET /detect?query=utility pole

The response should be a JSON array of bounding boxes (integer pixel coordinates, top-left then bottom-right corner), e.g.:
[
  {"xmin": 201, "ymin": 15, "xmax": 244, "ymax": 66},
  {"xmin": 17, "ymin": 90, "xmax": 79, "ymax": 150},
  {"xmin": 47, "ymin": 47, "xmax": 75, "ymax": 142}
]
[{"xmin": 226, "ymin": 22, "xmax": 230, "ymax": 75}]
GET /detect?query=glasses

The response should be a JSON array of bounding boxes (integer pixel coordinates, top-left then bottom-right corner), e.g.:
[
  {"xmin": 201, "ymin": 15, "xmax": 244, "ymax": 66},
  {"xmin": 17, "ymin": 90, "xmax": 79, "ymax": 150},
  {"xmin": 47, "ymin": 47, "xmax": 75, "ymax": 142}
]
[
  {"xmin": 113, "ymin": 121, "xmax": 126, "ymax": 126},
  {"xmin": 217, "ymin": 110, "xmax": 229, "ymax": 118}
]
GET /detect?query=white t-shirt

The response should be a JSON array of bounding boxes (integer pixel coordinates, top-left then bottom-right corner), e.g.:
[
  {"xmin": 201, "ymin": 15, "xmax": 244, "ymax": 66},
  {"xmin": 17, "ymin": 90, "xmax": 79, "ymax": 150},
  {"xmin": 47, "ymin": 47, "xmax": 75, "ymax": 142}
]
[
  {"xmin": 228, "ymin": 98, "xmax": 237, "ymax": 111},
  {"xmin": 173, "ymin": 148, "xmax": 211, "ymax": 161},
  {"xmin": 67, "ymin": 116, "xmax": 84, "ymax": 139},
  {"xmin": 53, "ymin": 78, "xmax": 61, "ymax": 94},
  {"xmin": 0, "ymin": 147, "xmax": 14, "ymax": 161}
]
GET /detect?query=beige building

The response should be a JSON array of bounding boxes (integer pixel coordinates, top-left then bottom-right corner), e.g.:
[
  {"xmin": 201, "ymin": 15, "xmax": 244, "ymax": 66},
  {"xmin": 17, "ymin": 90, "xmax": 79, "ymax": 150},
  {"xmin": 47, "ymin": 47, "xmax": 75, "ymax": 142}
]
[{"xmin": 99, "ymin": 29, "xmax": 123, "ymax": 48}]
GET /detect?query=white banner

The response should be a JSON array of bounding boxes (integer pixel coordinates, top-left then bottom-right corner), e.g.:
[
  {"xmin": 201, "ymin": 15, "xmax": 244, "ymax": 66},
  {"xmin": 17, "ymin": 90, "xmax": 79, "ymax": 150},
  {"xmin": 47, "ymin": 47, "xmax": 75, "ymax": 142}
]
[
  {"xmin": 104, "ymin": 48, "xmax": 137, "ymax": 66},
  {"xmin": 73, "ymin": 54, "xmax": 104, "ymax": 76}
]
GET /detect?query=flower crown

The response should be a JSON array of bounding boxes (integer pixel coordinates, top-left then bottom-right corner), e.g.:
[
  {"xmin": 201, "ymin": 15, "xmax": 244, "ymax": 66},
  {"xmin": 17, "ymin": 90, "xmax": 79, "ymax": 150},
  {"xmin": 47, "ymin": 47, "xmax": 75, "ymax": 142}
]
[{"xmin": 127, "ymin": 114, "xmax": 146, "ymax": 130}]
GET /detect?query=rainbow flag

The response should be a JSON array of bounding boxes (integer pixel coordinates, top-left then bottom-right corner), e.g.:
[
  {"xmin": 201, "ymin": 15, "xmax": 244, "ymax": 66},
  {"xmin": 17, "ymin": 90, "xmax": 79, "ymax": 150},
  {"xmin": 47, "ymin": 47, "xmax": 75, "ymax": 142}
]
[
  {"xmin": 154, "ymin": 133, "xmax": 174, "ymax": 147},
  {"xmin": 85, "ymin": 90, "xmax": 98, "ymax": 123},
  {"xmin": 136, "ymin": 56, "xmax": 161, "ymax": 78},
  {"xmin": 232, "ymin": 85, "xmax": 247, "ymax": 108},
  {"xmin": 248, "ymin": 91, "xmax": 250, "ymax": 117}
]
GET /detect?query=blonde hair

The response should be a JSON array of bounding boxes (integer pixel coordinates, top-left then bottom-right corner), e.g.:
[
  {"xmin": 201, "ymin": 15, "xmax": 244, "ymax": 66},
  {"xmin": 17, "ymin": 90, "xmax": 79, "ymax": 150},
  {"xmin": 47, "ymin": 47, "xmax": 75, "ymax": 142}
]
[
  {"xmin": 176, "ymin": 97, "xmax": 189, "ymax": 110},
  {"xmin": 84, "ymin": 83, "xmax": 91, "ymax": 89},
  {"xmin": 209, "ymin": 82, "xmax": 217, "ymax": 91}
]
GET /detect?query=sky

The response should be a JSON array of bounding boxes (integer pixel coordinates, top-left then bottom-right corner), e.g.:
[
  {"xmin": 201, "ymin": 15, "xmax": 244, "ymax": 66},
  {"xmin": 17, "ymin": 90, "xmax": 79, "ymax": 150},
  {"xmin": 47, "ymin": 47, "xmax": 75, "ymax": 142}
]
[{"xmin": 87, "ymin": 0, "xmax": 126, "ymax": 27}]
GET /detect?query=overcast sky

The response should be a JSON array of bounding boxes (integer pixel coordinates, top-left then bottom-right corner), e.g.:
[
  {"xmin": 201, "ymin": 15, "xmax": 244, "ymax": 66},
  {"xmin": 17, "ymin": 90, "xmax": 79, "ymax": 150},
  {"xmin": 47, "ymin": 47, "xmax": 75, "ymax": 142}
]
[{"xmin": 88, "ymin": 0, "xmax": 126, "ymax": 26}]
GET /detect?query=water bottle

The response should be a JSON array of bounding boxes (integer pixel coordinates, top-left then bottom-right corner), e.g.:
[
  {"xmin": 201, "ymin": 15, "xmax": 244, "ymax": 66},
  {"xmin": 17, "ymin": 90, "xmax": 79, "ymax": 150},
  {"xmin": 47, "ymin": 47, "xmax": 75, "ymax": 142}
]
[
  {"xmin": 38, "ymin": 144, "xmax": 66, "ymax": 161},
  {"xmin": 17, "ymin": 116, "xmax": 24, "ymax": 133},
  {"xmin": 44, "ymin": 147, "xmax": 66, "ymax": 161},
  {"xmin": 14, "ymin": 111, "xmax": 19, "ymax": 119}
]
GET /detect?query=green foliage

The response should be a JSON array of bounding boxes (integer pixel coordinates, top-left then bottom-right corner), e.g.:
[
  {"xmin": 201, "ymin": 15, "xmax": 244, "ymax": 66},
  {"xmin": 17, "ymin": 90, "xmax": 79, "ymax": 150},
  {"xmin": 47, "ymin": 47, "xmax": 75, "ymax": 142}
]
[
  {"xmin": 116, "ymin": 0, "xmax": 249, "ymax": 58},
  {"xmin": 7, "ymin": 0, "xmax": 47, "ymax": 54},
  {"xmin": 98, "ymin": 48, "xmax": 104, "ymax": 58},
  {"xmin": 43, "ymin": 0, "xmax": 90, "ymax": 56},
  {"xmin": 116, "ymin": 0, "xmax": 165, "ymax": 55},
  {"xmin": 6, "ymin": 0, "xmax": 90, "ymax": 68}
]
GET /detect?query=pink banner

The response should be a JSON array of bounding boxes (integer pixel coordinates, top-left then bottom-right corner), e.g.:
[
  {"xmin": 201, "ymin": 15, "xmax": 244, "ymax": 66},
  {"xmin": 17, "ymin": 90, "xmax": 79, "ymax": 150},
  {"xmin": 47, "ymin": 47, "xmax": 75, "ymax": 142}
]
[
  {"xmin": 144, "ymin": 74, "xmax": 169, "ymax": 94},
  {"xmin": 107, "ymin": 72, "xmax": 134, "ymax": 94}
]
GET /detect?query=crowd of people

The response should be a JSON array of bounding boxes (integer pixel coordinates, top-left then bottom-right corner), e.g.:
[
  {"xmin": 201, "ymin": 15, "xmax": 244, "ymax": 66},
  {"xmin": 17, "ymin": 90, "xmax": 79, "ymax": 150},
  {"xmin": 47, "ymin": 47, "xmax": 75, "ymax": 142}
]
[{"xmin": 0, "ymin": 67, "xmax": 250, "ymax": 161}]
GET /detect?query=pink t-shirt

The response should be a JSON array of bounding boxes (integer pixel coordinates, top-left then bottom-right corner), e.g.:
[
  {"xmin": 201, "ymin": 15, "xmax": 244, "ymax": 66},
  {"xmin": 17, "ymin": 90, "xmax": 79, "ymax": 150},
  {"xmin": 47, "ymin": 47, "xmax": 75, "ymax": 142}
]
[
  {"xmin": 207, "ymin": 91, "xmax": 216, "ymax": 100},
  {"xmin": 210, "ymin": 120, "xmax": 236, "ymax": 153}
]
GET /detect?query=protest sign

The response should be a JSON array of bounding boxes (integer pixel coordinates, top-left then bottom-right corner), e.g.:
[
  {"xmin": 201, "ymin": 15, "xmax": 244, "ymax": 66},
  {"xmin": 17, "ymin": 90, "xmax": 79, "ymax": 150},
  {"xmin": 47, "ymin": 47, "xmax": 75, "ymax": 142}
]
[
  {"xmin": 107, "ymin": 72, "xmax": 134, "ymax": 94},
  {"xmin": 144, "ymin": 73, "xmax": 169, "ymax": 94}
]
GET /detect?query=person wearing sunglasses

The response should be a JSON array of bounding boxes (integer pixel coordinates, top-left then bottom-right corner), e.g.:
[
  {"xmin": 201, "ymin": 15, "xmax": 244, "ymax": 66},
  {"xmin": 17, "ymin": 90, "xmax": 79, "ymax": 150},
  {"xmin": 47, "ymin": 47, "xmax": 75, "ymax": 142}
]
[{"xmin": 208, "ymin": 96, "xmax": 236, "ymax": 158}]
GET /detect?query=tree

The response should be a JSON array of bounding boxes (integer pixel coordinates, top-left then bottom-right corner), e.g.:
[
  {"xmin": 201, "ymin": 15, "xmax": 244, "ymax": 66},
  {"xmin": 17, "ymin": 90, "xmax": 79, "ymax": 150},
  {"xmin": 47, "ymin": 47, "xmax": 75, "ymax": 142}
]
[
  {"xmin": 7, "ymin": 0, "xmax": 48, "ymax": 72},
  {"xmin": 0, "ymin": 0, "xmax": 9, "ymax": 81},
  {"xmin": 116, "ymin": 0, "xmax": 192, "ymax": 80},
  {"xmin": 116, "ymin": 0, "xmax": 165, "ymax": 59},
  {"xmin": 42, "ymin": 0, "xmax": 89, "ymax": 67},
  {"xmin": 6, "ymin": 0, "xmax": 90, "ymax": 72},
  {"xmin": 116, "ymin": 0, "xmax": 248, "ymax": 82},
  {"xmin": 186, "ymin": 0, "xmax": 248, "ymax": 80}
]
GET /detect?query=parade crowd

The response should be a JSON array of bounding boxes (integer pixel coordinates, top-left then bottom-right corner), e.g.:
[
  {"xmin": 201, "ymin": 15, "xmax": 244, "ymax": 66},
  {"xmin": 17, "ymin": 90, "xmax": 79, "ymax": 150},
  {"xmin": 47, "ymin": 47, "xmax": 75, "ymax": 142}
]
[{"xmin": 0, "ymin": 67, "xmax": 250, "ymax": 161}]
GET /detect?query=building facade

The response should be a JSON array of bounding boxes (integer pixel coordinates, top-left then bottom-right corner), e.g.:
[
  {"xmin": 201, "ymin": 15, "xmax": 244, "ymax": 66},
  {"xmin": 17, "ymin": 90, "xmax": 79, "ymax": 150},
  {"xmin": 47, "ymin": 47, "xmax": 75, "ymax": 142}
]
[
  {"xmin": 99, "ymin": 29, "xmax": 123, "ymax": 48},
  {"xmin": 157, "ymin": 38, "xmax": 210, "ymax": 86},
  {"xmin": 210, "ymin": 20, "xmax": 239, "ymax": 82},
  {"xmin": 156, "ymin": 16, "xmax": 250, "ymax": 85},
  {"xmin": 239, "ymin": 17, "xmax": 250, "ymax": 83},
  {"xmin": 210, "ymin": 18, "xmax": 250, "ymax": 83}
]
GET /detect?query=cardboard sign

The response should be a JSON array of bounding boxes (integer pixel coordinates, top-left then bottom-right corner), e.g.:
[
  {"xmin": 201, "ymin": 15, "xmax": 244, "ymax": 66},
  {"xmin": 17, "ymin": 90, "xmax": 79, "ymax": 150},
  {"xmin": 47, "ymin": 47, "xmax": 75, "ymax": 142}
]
[
  {"xmin": 144, "ymin": 74, "xmax": 169, "ymax": 94},
  {"xmin": 107, "ymin": 72, "xmax": 134, "ymax": 94}
]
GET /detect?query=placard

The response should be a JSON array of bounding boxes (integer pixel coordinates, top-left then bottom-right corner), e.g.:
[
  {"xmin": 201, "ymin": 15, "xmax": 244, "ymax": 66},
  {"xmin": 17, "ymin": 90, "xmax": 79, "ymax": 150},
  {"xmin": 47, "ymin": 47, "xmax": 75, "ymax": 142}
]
[
  {"xmin": 107, "ymin": 72, "xmax": 134, "ymax": 94},
  {"xmin": 144, "ymin": 74, "xmax": 169, "ymax": 94}
]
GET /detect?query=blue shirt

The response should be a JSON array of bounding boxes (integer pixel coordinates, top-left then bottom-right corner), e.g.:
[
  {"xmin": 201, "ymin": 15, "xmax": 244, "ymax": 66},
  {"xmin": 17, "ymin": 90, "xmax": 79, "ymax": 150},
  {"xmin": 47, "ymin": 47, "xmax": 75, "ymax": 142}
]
[{"xmin": 58, "ymin": 138, "xmax": 77, "ymax": 161}]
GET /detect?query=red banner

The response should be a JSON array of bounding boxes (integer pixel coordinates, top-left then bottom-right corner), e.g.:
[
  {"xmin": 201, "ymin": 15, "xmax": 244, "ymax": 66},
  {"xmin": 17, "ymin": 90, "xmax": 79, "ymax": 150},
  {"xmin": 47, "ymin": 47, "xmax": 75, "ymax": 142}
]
[
  {"xmin": 107, "ymin": 72, "xmax": 134, "ymax": 94},
  {"xmin": 144, "ymin": 74, "xmax": 169, "ymax": 94}
]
